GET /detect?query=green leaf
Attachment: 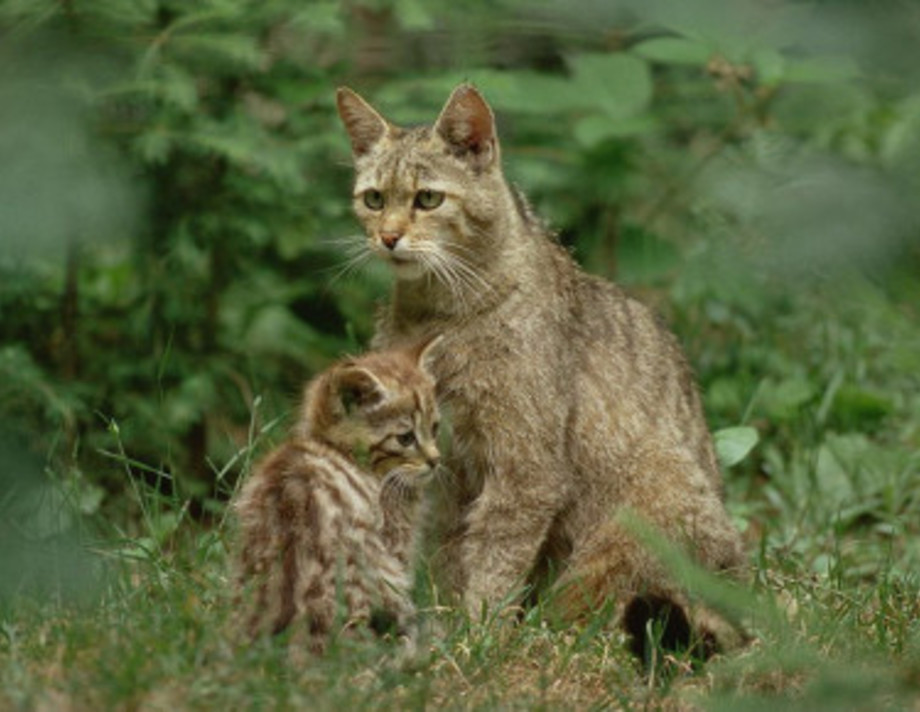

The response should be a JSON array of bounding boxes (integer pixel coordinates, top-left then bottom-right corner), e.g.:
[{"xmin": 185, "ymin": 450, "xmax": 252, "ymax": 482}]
[
  {"xmin": 761, "ymin": 378, "xmax": 817, "ymax": 420},
  {"xmin": 289, "ymin": 3, "xmax": 345, "ymax": 35},
  {"xmin": 574, "ymin": 114, "xmax": 657, "ymax": 148},
  {"xmin": 395, "ymin": 0, "xmax": 436, "ymax": 30},
  {"xmin": 567, "ymin": 53, "xmax": 652, "ymax": 119},
  {"xmin": 472, "ymin": 71, "xmax": 578, "ymax": 115},
  {"xmin": 752, "ymin": 48, "xmax": 786, "ymax": 86},
  {"xmin": 614, "ymin": 224, "xmax": 680, "ymax": 285},
  {"xmin": 830, "ymin": 385, "xmax": 894, "ymax": 429},
  {"xmin": 633, "ymin": 37, "xmax": 712, "ymax": 66},
  {"xmin": 136, "ymin": 128, "xmax": 173, "ymax": 164},
  {"xmin": 170, "ymin": 33, "xmax": 264, "ymax": 72},
  {"xmin": 782, "ymin": 56, "xmax": 860, "ymax": 85},
  {"xmin": 82, "ymin": 0, "xmax": 157, "ymax": 27},
  {"xmin": 243, "ymin": 304, "xmax": 324, "ymax": 361},
  {"xmin": 714, "ymin": 426, "xmax": 759, "ymax": 468},
  {"xmin": 162, "ymin": 374, "xmax": 219, "ymax": 431}
]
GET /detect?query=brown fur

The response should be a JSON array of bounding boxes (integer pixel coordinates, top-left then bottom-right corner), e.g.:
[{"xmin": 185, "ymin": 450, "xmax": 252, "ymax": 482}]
[
  {"xmin": 337, "ymin": 85, "xmax": 746, "ymax": 653},
  {"xmin": 233, "ymin": 339, "xmax": 440, "ymax": 653}
]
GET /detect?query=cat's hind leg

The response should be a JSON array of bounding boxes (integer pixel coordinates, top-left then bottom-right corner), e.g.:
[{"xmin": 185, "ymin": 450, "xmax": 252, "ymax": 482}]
[{"xmin": 548, "ymin": 447, "xmax": 748, "ymax": 658}]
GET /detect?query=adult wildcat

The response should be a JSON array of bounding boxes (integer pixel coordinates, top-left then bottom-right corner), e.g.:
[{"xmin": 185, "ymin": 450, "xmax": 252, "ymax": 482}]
[{"xmin": 336, "ymin": 84, "xmax": 745, "ymax": 653}]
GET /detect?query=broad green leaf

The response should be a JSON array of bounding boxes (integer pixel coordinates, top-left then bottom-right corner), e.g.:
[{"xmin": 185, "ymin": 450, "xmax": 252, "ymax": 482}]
[
  {"xmin": 574, "ymin": 114, "xmax": 657, "ymax": 148},
  {"xmin": 815, "ymin": 433, "xmax": 874, "ymax": 510},
  {"xmin": 782, "ymin": 56, "xmax": 860, "ymax": 85},
  {"xmin": 567, "ymin": 53, "xmax": 652, "ymax": 119},
  {"xmin": 289, "ymin": 3, "xmax": 345, "ymax": 35},
  {"xmin": 761, "ymin": 378, "xmax": 817, "ymax": 420},
  {"xmin": 395, "ymin": 0, "xmax": 436, "ymax": 30},
  {"xmin": 830, "ymin": 385, "xmax": 894, "ymax": 429},
  {"xmin": 752, "ymin": 48, "xmax": 786, "ymax": 86},
  {"xmin": 472, "ymin": 71, "xmax": 578, "ymax": 115},
  {"xmin": 714, "ymin": 426, "xmax": 759, "ymax": 468},
  {"xmin": 633, "ymin": 37, "xmax": 712, "ymax": 66}
]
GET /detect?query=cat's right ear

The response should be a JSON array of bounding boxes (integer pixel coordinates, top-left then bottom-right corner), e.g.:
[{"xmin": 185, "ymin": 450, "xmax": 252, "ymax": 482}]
[
  {"xmin": 335, "ymin": 365, "xmax": 388, "ymax": 413},
  {"xmin": 434, "ymin": 83, "xmax": 497, "ymax": 169},
  {"xmin": 336, "ymin": 87, "xmax": 390, "ymax": 158}
]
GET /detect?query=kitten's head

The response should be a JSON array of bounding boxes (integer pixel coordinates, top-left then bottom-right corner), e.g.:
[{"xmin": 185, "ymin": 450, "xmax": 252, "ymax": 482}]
[
  {"xmin": 336, "ymin": 84, "xmax": 508, "ymax": 287},
  {"xmin": 302, "ymin": 337, "xmax": 442, "ymax": 487}
]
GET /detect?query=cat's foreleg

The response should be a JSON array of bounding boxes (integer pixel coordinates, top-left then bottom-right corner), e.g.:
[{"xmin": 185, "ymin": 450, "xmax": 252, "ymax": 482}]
[{"xmin": 460, "ymin": 474, "xmax": 565, "ymax": 616}]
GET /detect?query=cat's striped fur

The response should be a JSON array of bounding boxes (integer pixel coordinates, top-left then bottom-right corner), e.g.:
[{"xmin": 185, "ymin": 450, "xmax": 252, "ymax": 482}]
[
  {"xmin": 337, "ymin": 84, "xmax": 747, "ymax": 657},
  {"xmin": 233, "ymin": 339, "xmax": 440, "ymax": 652}
]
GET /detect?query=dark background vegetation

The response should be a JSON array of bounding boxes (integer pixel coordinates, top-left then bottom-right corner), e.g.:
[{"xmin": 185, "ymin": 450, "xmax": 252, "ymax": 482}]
[{"xmin": 2, "ymin": 0, "xmax": 919, "ymax": 635}]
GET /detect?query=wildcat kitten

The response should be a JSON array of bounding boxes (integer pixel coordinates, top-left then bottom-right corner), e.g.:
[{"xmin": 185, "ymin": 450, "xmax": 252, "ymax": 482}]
[
  {"xmin": 336, "ymin": 84, "xmax": 746, "ymax": 654},
  {"xmin": 233, "ymin": 338, "xmax": 441, "ymax": 653}
]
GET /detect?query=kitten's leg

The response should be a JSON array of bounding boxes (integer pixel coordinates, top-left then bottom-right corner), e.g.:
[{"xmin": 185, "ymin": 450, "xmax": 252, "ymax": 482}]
[{"xmin": 372, "ymin": 559, "xmax": 420, "ymax": 650}]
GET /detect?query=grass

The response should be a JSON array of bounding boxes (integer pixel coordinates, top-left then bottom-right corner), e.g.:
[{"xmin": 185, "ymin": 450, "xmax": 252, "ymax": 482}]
[
  {"xmin": 2, "ymin": 274, "xmax": 919, "ymax": 711},
  {"xmin": 2, "ymin": 529, "xmax": 919, "ymax": 711}
]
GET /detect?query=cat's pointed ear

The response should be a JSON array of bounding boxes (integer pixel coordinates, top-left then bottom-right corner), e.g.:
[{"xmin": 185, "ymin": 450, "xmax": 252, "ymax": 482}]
[
  {"xmin": 335, "ymin": 365, "xmax": 388, "ymax": 413},
  {"xmin": 434, "ymin": 83, "xmax": 497, "ymax": 168},
  {"xmin": 412, "ymin": 334, "xmax": 444, "ymax": 376},
  {"xmin": 336, "ymin": 87, "xmax": 390, "ymax": 157}
]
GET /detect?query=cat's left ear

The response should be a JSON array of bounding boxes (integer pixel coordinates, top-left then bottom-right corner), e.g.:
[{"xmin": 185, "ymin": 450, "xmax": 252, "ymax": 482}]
[
  {"xmin": 434, "ymin": 84, "xmax": 498, "ymax": 169},
  {"xmin": 336, "ymin": 87, "xmax": 391, "ymax": 157},
  {"xmin": 413, "ymin": 334, "xmax": 444, "ymax": 376},
  {"xmin": 335, "ymin": 365, "xmax": 388, "ymax": 413}
]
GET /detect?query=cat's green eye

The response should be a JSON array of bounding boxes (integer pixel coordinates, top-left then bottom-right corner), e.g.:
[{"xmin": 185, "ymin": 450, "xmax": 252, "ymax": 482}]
[
  {"xmin": 396, "ymin": 431, "xmax": 416, "ymax": 447},
  {"xmin": 363, "ymin": 189, "xmax": 385, "ymax": 211},
  {"xmin": 414, "ymin": 189, "xmax": 445, "ymax": 211}
]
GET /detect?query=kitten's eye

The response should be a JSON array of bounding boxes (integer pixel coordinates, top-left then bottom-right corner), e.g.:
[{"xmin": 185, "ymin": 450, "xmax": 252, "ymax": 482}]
[
  {"xmin": 432, "ymin": 421, "xmax": 441, "ymax": 438},
  {"xmin": 363, "ymin": 189, "xmax": 385, "ymax": 211},
  {"xmin": 396, "ymin": 431, "xmax": 417, "ymax": 447},
  {"xmin": 414, "ymin": 189, "xmax": 445, "ymax": 211}
]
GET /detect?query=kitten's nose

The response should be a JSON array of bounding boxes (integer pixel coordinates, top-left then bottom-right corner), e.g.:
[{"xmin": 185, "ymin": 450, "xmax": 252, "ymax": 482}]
[{"xmin": 380, "ymin": 230, "xmax": 402, "ymax": 250}]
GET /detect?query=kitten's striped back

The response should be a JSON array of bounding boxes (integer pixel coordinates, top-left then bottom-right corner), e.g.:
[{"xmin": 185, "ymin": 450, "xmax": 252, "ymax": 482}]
[{"xmin": 233, "ymin": 338, "xmax": 441, "ymax": 651}]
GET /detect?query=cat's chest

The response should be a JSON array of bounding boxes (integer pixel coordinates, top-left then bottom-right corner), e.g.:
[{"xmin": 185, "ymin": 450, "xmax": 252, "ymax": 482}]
[{"xmin": 380, "ymin": 285, "xmax": 558, "ymax": 413}]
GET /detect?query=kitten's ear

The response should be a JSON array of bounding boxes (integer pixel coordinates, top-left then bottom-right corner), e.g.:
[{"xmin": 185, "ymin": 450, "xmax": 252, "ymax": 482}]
[
  {"xmin": 335, "ymin": 365, "xmax": 388, "ymax": 413},
  {"xmin": 336, "ymin": 87, "xmax": 390, "ymax": 157},
  {"xmin": 434, "ymin": 84, "xmax": 497, "ymax": 168},
  {"xmin": 412, "ymin": 334, "xmax": 444, "ymax": 376}
]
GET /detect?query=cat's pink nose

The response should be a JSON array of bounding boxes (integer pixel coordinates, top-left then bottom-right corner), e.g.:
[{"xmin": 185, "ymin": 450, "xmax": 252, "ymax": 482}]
[{"xmin": 380, "ymin": 231, "xmax": 402, "ymax": 250}]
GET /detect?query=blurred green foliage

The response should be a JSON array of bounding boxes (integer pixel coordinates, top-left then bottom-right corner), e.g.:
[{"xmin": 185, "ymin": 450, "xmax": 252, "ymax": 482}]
[{"xmin": 0, "ymin": 0, "xmax": 917, "ymax": 575}]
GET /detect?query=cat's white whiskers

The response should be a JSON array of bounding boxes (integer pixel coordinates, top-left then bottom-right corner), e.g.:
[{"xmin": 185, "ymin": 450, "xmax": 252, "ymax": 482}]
[
  {"xmin": 321, "ymin": 234, "xmax": 377, "ymax": 285},
  {"xmin": 327, "ymin": 248, "xmax": 374, "ymax": 286},
  {"xmin": 428, "ymin": 244, "xmax": 493, "ymax": 305},
  {"xmin": 325, "ymin": 233, "xmax": 362, "ymax": 245},
  {"xmin": 419, "ymin": 248, "xmax": 473, "ymax": 311},
  {"xmin": 439, "ymin": 246, "xmax": 494, "ymax": 297},
  {"xmin": 418, "ymin": 251, "xmax": 466, "ymax": 310},
  {"xmin": 416, "ymin": 235, "xmax": 494, "ymax": 299}
]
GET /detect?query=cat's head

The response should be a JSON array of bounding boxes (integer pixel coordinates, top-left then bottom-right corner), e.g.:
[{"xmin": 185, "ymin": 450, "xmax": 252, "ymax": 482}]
[
  {"xmin": 336, "ymin": 84, "xmax": 509, "ymax": 286},
  {"xmin": 302, "ymin": 336, "xmax": 442, "ymax": 486}
]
